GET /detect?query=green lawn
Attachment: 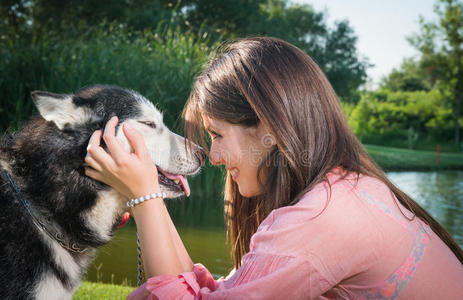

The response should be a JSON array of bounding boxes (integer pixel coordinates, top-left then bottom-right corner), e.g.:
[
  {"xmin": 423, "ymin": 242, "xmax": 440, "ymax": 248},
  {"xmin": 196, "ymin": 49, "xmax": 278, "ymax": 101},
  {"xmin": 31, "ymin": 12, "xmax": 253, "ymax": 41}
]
[
  {"xmin": 364, "ymin": 144, "xmax": 463, "ymax": 171},
  {"xmin": 73, "ymin": 282, "xmax": 133, "ymax": 300}
]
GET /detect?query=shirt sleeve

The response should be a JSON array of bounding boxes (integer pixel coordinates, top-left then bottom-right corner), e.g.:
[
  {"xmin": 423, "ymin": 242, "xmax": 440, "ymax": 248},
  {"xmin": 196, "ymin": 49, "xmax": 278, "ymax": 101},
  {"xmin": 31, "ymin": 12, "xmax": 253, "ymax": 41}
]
[{"xmin": 126, "ymin": 252, "xmax": 332, "ymax": 300}]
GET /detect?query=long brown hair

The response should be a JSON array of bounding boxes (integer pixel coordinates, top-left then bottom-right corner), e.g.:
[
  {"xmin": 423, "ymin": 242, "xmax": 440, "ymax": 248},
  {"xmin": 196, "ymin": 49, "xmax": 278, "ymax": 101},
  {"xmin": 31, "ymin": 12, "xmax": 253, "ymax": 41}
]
[{"xmin": 182, "ymin": 37, "xmax": 463, "ymax": 268}]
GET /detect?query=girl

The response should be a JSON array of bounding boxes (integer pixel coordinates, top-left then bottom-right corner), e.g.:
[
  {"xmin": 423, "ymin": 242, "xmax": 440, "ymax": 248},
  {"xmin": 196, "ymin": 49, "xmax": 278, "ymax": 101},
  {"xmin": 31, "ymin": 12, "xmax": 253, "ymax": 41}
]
[{"xmin": 85, "ymin": 37, "xmax": 463, "ymax": 299}]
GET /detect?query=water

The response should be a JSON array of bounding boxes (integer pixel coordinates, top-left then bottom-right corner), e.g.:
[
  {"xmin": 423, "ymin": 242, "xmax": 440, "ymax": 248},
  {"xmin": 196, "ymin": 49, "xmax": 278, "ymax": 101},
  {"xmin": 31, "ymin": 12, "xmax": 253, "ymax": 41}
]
[
  {"xmin": 84, "ymin": 225, "xmax": 232, "ymax": 286},
  {"xmin": 387, "ymin": 171, "xmax": 463, "ymax": 247},
  {"xmin": 84, "ymin": 171, "xmax": 463, "ymax": 286}
]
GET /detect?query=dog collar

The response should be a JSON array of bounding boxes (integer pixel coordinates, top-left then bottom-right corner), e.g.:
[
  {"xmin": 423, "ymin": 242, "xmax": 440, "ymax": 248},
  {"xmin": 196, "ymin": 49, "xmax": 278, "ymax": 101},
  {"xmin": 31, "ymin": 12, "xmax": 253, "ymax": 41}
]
[{"xmin": 3, "ymin": 170, "xmax": 88, "ymax": 254}]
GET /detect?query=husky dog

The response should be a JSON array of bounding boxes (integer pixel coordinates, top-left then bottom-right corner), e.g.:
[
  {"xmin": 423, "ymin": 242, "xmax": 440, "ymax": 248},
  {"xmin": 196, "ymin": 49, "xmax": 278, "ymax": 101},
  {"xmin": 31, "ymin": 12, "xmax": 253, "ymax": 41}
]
[{"xmin": 0, "ymin": 85, "xmax": 204, "ymax": 299}]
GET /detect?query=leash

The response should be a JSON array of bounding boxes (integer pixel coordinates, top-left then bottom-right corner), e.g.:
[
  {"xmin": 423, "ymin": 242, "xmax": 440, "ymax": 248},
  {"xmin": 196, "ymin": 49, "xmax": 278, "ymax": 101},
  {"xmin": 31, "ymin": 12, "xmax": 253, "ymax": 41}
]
[
  {"xmin": 2, "ymin": 169, "xmax": 88, "ymax": 254},
  {"xmin": 137, "ymin": 231, "xmax": 145, "ymax": 286}
]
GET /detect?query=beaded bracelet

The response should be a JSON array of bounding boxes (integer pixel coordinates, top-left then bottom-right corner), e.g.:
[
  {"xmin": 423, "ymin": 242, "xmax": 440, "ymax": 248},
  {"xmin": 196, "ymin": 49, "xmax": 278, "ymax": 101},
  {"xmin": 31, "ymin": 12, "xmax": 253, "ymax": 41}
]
[{"xmin": 126, "ymin": 192, "xmax": 167, "ymax": 208}]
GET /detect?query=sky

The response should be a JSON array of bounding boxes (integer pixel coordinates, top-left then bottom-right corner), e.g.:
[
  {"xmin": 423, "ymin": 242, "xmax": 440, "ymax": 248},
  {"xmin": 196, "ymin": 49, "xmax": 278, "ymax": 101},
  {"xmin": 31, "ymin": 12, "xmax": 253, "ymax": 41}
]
[{"xmin": 295, "ymin": 0, "xmax": 437, "ymax": 89}]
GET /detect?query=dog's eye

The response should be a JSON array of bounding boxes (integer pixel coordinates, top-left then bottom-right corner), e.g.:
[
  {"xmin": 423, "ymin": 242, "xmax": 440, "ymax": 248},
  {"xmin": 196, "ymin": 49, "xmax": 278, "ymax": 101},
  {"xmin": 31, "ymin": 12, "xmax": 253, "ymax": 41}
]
[{"xmin": 139, "ymin": 121, "xmax": 156, "ymax": 129}]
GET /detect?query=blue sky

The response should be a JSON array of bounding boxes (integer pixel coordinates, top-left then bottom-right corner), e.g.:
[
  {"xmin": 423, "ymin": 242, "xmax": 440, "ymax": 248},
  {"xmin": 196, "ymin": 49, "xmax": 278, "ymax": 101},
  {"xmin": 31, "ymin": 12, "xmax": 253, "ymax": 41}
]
[{"xmin": 295, "ymin": 0, "xmax": 437, "ymax": 88}]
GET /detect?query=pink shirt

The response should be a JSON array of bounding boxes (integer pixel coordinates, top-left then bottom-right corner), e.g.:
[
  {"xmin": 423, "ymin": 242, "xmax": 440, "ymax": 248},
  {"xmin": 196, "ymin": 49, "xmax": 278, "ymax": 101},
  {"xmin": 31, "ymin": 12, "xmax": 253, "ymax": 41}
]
[{"xmin": 127, "ymin": 169, "xmax": 463, "ymax": 299}]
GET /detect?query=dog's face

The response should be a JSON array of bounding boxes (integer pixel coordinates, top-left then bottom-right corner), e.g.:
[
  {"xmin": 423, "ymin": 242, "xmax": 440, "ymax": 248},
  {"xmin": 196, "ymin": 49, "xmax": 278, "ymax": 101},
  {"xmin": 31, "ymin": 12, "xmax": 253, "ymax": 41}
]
[{"xmin": 31, "ymin": 85, "xmax": 204, "ymax": 198}]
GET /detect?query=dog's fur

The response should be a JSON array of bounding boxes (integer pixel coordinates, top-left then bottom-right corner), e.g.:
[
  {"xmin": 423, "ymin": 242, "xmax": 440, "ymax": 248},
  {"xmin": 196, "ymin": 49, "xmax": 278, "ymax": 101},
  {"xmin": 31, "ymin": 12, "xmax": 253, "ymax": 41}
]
[{"xmin": 0, "ymin": 85, "xmax": 203, "ymax": 299}]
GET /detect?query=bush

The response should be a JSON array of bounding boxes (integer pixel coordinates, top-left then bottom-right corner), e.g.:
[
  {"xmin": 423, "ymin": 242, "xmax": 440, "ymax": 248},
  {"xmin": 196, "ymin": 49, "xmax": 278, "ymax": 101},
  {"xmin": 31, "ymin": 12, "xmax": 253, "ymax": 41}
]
[{"xmin": 347, "ymin": 89, "xmax": 459, "ymax": 150}]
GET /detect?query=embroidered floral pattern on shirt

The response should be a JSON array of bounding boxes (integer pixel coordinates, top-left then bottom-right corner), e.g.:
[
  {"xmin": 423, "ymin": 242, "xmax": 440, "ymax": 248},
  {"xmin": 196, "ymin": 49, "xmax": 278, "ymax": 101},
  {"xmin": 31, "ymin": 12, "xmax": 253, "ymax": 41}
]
[
  {"xmin": 351, "ymin": 186, "xmax": 430, "ymax": 300},
  {"xmin": 361, "ymin": 228, "xmax": 429, "ymax": 299}
]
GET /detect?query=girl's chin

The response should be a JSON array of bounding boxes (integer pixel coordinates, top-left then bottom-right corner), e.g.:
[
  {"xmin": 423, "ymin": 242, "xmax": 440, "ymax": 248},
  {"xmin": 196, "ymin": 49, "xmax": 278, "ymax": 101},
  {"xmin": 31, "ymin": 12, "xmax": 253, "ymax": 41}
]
[{"xmin": 237, "ymin": 185, "xmax": 260, "ymax": 198}]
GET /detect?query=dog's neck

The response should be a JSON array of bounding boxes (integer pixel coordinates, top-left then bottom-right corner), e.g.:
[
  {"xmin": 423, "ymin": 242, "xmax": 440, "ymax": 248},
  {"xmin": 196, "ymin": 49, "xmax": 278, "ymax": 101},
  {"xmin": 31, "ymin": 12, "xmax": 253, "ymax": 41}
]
[
  {"xmin": 2, "ymin": 169, "xmax": 89, "ymax": 254},
  {"xmin": 6, "ymin": 117, "xmax": 113, "ymax": 250}
]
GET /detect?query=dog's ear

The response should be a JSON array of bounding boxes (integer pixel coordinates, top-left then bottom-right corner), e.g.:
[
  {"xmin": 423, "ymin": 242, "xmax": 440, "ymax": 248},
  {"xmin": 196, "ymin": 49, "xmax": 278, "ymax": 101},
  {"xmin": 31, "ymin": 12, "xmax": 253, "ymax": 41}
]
[{"xmin": 31, "ymin": 91, "xmax": 96, "ymax": 130}]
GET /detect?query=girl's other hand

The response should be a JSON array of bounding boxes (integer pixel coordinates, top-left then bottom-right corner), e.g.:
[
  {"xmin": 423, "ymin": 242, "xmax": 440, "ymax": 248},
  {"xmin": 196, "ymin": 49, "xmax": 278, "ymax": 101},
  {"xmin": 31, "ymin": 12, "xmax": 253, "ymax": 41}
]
[{"xmin": 84, "ymin": 116, "xmax": 161, "ymax": 199}]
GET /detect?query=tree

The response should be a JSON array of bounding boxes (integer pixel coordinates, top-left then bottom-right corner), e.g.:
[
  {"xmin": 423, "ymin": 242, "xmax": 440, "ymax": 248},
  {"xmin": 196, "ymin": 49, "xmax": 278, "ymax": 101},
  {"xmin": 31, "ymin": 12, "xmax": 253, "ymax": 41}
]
[
  {"xmin": 248, "ymin": 1, "xmax": 370, "ymax": 102},
  {"xmin": 380, "ymin": 58, "xmax": 432, "ymax": 92},
  {"xmin": 409, "ymin": 0, "xmax": 463, "ymax": 145},
  {"xmin": 1, "ymin": 0, "xmax": 177, "ymax": 32},
  {"xmin": 0, "ymin": 0, "xmax": 30, "ymax": 31},
  {"xmin": 1, "ymin": 0, "xmax": 369, "ymax": 102},
  {"xmin": 321, "ymin": 20, "xmax": 370, "ymax": 103},
  {"xmin": 181, "ymin": 0, "xmax": 369, "ymax": 102}
]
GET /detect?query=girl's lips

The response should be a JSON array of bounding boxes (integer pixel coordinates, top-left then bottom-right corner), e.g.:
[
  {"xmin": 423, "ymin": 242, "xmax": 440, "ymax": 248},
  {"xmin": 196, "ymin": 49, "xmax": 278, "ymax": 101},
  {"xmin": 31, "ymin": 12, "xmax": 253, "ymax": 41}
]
[{"xmin": 229, "ymin": 168, "xmax": 239, "ymax": 180}]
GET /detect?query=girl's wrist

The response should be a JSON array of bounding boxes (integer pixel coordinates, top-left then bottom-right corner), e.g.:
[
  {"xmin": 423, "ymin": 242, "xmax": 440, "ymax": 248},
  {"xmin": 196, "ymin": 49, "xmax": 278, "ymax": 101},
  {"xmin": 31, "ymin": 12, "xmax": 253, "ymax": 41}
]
[
  {"xmin": 129, "ymin": 186, "xmax": 164, "ymax": 212},
  {"xmin": 127, "ymin": 191, "xmax": 165, "ymax": 208},
  {"xmin": 130, "ymin": 196, "xmax": 165, "ymax": 219}
]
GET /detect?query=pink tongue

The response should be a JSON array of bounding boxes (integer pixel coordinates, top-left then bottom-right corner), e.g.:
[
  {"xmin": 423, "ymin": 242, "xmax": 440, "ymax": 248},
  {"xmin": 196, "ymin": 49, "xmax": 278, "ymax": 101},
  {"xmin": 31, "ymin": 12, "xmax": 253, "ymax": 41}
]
[{"xmin": 159, "ymin": 170, "xmax": 191, "ymax": 197}]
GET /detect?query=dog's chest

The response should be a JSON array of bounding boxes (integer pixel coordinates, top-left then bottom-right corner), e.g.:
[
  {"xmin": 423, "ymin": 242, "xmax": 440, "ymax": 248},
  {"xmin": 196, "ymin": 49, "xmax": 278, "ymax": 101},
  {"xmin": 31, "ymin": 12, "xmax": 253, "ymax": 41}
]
[
  {"xmin": 35, "ymin": 273, "xmax": 74, "ymax": 300},
  {"xmin": 34, "ymin": 230, "xmax": 97, "ymax": 300}
]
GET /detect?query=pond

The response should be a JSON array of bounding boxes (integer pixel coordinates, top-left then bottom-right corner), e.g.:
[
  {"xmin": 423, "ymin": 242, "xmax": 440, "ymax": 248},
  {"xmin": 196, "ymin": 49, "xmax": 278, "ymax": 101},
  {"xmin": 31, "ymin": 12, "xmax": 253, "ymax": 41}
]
[{"xmin": 84, "ymin": 171, "xmax": 463, "ymax": 286}]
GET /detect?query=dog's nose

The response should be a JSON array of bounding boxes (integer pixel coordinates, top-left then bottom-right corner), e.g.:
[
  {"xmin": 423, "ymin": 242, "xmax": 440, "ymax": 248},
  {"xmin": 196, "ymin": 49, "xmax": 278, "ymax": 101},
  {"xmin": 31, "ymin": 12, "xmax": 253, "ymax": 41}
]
[{"xmin": 194, "ymin": 147, "xmax": 208, "ymax": 165}]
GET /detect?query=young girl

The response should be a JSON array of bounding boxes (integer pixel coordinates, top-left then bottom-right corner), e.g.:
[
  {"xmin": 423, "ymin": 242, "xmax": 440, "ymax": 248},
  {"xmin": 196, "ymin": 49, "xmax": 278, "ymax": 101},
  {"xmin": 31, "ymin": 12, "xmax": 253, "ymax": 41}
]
[{"xmin": 85, "ymin": 37, "xmax": 463, "ymax": 299}]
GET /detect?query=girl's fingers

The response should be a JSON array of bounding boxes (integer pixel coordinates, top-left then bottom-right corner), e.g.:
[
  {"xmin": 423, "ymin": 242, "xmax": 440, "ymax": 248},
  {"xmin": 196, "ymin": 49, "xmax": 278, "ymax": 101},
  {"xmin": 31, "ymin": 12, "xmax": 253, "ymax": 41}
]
[
  {"xmin": 103, "ymin": 116, "xmax": 127, "ymax": 163},
  {"xmin": 88, "ymin": 130, "xmax": 103, "ymax": 148},
  {"xmin": 84, "ymin": 154, "xmax": 103, "ymax": 172},
  {"xmin": 87, "ymin": 143, "xmax": 116, "ymax": 171},
  {"xmin": 123, "ymin": 123, "xmax": 149, "ymax": 159},
  {"xmin": 86, "ymin": 130, "xmax": 104, "ymax": 171},
  {"xmin": 85, "ymin": 167, "xmax": 107, "ymax": 184}
]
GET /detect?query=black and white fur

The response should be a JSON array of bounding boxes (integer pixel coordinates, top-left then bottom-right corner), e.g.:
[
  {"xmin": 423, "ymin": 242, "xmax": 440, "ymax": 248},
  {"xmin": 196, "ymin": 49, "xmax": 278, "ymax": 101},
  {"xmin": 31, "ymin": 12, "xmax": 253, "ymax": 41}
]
[{"xmin": 0, "ymin": 85, "xmax": 204, "ymax": 299}]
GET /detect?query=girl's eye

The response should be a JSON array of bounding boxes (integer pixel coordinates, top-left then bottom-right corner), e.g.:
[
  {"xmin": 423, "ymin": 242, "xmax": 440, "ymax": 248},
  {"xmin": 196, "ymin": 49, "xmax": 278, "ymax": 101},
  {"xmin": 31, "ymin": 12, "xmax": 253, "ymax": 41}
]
[
  {"xmin": 139, "ymin": 121, "xmax": 156, "ymax": 129},
  {"xmin": 209, "ymin": 130, "xmax": 221, "ymax": 140}
]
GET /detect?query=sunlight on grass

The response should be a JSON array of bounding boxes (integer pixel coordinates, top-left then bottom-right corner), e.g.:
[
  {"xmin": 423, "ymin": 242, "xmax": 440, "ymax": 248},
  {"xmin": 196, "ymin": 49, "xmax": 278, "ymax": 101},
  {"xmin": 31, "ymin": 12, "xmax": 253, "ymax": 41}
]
[{"xmin": 73, "ymin": 281, "xmax": 133, "ymax": 300}]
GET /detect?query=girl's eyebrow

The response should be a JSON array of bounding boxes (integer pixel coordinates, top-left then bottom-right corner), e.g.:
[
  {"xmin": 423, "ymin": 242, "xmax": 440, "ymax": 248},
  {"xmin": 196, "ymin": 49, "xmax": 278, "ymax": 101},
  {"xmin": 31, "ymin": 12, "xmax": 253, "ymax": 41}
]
[{"xmin": 205, "ymin": 126, "xmax": 218, "ymax": 133}]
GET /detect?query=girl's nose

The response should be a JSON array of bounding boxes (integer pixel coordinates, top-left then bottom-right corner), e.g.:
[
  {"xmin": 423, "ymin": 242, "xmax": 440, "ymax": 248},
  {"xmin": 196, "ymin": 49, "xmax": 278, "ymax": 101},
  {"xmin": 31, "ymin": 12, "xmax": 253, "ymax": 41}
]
[{"xmin": 209, "ymin": 147, "xmax": 223, "ymax": 166}]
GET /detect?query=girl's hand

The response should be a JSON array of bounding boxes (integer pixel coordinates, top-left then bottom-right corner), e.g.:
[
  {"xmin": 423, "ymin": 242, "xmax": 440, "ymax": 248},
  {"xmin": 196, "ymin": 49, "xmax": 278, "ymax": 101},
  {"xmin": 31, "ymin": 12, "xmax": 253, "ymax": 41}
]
[{"xmin": 85, "ymin": 116, "xmax": 161, "ymax": 199}]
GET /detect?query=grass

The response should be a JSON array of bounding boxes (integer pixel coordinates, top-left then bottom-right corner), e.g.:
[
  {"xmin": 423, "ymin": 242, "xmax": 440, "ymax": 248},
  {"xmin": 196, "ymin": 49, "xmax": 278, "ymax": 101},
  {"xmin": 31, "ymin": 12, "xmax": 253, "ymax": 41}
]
[
  {"xmin": 73, "ymin": 281, "xmax": 133, "ymax": 300},
  {"xmin": 364, "ymin": 144, "xmax": 463, "ymax": 171}
]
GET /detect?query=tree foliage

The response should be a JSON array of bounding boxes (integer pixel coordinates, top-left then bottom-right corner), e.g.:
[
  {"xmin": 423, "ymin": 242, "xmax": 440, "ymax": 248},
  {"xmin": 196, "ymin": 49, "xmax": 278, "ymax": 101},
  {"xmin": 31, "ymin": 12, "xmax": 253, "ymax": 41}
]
[
  {"xmin": 408, "ymin": 0, "xmax": 463, "ymax": 144},
  {"xmin": 348, "ymin": 89, "xmax": 456, "ymax": 150},
  {"xmin": 380, "ymin": 58, "xmax": 432, "ymax": 92},
  {"xmin": 0, "ymin": 0, "xmax": 369, "ymax": 102}
]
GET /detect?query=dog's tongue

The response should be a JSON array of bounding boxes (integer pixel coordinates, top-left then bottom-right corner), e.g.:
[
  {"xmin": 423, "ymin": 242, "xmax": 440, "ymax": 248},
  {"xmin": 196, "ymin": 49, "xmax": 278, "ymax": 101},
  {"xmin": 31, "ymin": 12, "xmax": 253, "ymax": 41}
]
[
  {"xmin": 116, "ymin": 212, "xmax": 130, "ymax": 228},
  {"xmin": 159, "ymin": 170, "xmax": 191, "ymax": 197}
]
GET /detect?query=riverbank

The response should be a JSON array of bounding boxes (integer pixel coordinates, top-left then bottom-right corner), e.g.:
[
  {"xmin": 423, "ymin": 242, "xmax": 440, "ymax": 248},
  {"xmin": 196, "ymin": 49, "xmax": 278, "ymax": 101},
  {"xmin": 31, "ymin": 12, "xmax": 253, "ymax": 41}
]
[
  {"xmin": 364, "ymin": 144, "xmax": 463, "ymax": 171},
  {"xmin": 74, "ymin": 281, "xmax": 132, "ymax": 299}
]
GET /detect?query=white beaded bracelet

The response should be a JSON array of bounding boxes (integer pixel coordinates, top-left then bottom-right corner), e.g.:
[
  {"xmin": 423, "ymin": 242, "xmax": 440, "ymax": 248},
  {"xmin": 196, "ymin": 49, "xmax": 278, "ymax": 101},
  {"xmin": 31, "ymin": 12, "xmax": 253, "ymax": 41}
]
[{"xmin": 126, "ymin": 192, "xmax": 167, "ymax": 208}]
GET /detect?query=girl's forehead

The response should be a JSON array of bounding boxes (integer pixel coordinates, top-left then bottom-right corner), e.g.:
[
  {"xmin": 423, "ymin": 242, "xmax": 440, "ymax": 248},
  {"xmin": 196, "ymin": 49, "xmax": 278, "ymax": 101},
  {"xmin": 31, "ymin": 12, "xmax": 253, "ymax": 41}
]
[
  {"xmin": 202, "ymin": 115, "xmax": 213, "ymax": 128},
  {"xmin": 202, "ymin": 115, "xmax": 224, "ymax": 129}
]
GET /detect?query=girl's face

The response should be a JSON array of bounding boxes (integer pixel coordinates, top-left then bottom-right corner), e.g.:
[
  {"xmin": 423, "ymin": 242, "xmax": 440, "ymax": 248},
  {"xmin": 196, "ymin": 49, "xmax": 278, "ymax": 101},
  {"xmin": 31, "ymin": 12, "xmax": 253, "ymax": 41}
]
[{"xmin": 203, "ymin": 116, "xmax": 275, "ymax": 197}]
